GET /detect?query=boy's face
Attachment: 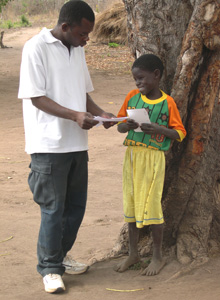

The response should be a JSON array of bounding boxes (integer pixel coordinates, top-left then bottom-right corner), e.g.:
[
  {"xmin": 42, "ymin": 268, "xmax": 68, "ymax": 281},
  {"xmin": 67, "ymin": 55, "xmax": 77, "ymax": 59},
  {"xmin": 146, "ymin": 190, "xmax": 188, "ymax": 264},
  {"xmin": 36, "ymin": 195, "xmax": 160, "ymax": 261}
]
[{"xmin": 132, "ymin": 67, "xmax": 160, "ymax": 99}]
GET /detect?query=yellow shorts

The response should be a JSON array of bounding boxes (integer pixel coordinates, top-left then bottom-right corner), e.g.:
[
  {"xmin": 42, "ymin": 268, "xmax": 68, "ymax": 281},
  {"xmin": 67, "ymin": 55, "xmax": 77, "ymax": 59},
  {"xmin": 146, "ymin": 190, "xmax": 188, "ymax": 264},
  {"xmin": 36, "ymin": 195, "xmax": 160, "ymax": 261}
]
[{"xmin": 123, "ymin": 146, "xmax": 165, "ymax": 228}]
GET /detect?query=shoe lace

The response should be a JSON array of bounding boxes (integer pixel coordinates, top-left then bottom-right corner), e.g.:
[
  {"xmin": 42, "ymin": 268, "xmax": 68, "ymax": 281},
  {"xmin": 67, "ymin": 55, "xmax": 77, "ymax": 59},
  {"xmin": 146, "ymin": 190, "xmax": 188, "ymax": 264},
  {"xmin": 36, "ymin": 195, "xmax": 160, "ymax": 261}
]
[{"xmin": 48, "ymin": 274, "xmax": 60, "ymax": 280}]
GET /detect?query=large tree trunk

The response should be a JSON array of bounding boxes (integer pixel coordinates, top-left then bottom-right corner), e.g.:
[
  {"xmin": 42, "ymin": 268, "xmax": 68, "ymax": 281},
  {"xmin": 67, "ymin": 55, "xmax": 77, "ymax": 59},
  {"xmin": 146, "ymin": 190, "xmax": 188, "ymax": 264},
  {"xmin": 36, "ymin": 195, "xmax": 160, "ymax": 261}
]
[{"xmin": 112, "ymin": 0, "xmax": 220, "ymax": 266}]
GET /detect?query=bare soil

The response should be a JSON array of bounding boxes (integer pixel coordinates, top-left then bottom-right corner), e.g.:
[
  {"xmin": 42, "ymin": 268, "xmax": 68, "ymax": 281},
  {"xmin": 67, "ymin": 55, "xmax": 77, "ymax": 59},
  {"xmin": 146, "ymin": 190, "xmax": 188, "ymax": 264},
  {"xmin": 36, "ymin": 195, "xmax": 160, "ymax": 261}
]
[{"xmin": 0, "ymin": 27, "xmax": 220, "ymax": 300}]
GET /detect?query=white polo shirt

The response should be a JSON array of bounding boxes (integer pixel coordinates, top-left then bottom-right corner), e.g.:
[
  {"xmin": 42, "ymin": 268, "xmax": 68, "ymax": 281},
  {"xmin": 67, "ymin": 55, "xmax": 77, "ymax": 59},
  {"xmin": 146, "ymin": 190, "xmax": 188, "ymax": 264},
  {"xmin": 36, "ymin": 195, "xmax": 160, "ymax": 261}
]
[{"xmin": 18, "ymin": 28, "xmax": 94, "ymax": 154}]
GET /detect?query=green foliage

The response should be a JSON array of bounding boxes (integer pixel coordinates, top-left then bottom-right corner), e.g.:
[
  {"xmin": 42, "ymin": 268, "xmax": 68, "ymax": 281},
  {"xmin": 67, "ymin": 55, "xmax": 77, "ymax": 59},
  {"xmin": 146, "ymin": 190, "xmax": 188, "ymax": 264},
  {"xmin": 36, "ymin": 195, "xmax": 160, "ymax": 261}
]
[
  {"xmin": 0, "ymin": 0, "xmax": 12, "ymax": 13},
  {"xmin": 128, "ymin": 259, "xmax": 151, "ymax": 270},
  {"xmin": 22, "ymin": 0, "xmax": 27, "ymax": 8},
  {"xmin": 6, "ymin": 19, "xmax": 13, "ymax": 28},
  {"xmin": 128, "ymin": 262, "xmax": 142, "ymax": 270},
  {"xmin": 0, "ymin": 14, "xmax": 31, "ymax": 29},
  {"xmin": 108, "ymin": 42, "xmax": 120, "ymax": 48},
  {"xmin": 20, "ymin": 14, "xmax": 30, "ymax": 26},
  {"xmin": 21, "ymin": 0, "xmax": 27, "ymax": 13},
  {"xmin": 0, "ymin": 19, "xmax": 13, "ymax": 29}
]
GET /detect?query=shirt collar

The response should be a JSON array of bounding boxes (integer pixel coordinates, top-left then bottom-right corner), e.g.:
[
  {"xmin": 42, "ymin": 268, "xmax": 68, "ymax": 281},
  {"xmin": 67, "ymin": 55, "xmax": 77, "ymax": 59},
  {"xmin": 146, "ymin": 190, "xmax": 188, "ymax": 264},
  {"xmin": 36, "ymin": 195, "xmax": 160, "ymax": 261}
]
[
  {"xmin": 40, "ymin": 27, "xmax": 59, "ymax": 44},
  {"xmin": 141, "ymin": 90, "xmax": 167, "ymax": 104}
]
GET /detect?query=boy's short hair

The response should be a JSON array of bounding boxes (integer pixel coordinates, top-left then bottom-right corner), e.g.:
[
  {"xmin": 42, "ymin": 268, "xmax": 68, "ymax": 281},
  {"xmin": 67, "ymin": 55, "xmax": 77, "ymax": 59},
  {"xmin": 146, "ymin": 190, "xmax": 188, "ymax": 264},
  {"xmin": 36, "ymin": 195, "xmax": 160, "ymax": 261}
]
[
  {"xmin": 58, "ymin": 0, "xmax": 95, "ymax": 26},
  {"xmin": 132, "ymin": 54, "xmax": 164, "ymax": 78}
]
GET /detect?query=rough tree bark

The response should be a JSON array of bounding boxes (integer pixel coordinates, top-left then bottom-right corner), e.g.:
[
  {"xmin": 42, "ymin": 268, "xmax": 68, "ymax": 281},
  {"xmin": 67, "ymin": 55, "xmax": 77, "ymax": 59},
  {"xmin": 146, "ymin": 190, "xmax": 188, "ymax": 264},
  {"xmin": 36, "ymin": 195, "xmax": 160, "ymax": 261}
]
[{"xmin": 111, "ymin": 0, "xmax": 220, "ymax": 267}]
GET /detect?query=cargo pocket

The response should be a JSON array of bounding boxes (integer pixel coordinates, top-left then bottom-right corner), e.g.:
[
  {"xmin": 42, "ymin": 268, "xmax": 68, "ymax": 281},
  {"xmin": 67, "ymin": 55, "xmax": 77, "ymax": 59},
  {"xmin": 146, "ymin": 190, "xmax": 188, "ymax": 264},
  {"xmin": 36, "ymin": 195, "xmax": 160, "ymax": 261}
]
[{"xmin": 28, "ymin": 161, "xmax": 56, "ymax": 210}]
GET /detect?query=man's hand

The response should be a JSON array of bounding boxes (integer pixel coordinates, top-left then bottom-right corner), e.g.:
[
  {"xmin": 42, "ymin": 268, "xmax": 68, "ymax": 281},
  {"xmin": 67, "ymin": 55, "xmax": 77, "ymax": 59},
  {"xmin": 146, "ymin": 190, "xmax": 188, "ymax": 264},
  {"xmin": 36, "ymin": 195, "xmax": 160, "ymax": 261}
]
[
  {"xmin": 101, "ymin": 112, "xmax": 117, "ymax": 129},
  {"xmin": 75, "ymin": 112, "xmax": 99, "ymax": 130}
]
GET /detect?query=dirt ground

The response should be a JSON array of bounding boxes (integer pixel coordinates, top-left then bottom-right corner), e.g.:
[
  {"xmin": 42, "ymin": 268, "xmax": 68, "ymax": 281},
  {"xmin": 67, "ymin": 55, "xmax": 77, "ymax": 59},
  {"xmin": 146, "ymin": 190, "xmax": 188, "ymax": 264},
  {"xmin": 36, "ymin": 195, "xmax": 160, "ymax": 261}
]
[{"xmin": 1, "ymin": 27, "xmax": 220, "ymax": 300}]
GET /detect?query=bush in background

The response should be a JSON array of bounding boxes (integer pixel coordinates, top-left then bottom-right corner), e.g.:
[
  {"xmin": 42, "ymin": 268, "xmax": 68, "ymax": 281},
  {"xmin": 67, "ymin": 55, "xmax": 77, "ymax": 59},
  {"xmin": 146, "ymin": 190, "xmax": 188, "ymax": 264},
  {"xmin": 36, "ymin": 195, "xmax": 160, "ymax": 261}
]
[
  {"xmin": 0, "ymin": 0, "xmax": 122, "ymax": 29},
  {"xmin": 0, "ymin": 0, "xmax": 121, "ymax": 18}
]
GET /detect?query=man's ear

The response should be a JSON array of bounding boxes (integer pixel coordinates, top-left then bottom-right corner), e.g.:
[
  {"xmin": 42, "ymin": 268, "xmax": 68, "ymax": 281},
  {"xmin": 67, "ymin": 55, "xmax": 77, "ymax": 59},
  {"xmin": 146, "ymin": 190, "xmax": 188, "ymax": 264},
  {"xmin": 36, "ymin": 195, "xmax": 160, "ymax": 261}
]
[
  {"xmin": 61, "ymin": 23, "xmax": 69, "ymax": 32},
  {"xmin": 154, "ymin": 69, "xmax": 161, "ymax": 79}
]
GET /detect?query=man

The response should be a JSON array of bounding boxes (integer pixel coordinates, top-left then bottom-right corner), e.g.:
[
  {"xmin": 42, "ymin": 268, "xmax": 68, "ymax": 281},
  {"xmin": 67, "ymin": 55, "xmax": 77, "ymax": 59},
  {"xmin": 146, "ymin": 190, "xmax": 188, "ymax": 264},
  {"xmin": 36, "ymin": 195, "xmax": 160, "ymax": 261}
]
[{"xmin": 18, "ymin": 0, "xmax": 115, "ymax": 294}]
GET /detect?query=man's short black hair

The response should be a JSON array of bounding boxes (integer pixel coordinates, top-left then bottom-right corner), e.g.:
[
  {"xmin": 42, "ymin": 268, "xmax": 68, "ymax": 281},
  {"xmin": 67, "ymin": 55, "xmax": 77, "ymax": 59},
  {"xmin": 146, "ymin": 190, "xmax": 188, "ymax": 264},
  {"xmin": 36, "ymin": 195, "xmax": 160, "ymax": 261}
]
[
  {"xmin": 132, "ymin": 54, "xmax": 164, "ymax": 78},
  {"xmin": 58, "ymin": 0, "xmax": 95, "ymax": 26}
]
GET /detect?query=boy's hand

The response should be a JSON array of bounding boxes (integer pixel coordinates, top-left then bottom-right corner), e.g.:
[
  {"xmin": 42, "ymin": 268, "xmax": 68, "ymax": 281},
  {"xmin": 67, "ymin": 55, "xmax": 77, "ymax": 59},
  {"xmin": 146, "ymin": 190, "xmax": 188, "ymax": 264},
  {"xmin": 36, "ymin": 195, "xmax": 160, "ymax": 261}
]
[
  {"xmin": 140, "ymin": 123, "xmax": 180, "ymax": 140},
  {"xmin": 140, "ymin": 122, "xmax": 162, "ymax": 134},
  {"xmin": 117, "ymin": 118, "xmax": 138, "ymax": 133},
  {"xmin": 127, "ymin": 118, "xmax": 139, "ymax": 130}
]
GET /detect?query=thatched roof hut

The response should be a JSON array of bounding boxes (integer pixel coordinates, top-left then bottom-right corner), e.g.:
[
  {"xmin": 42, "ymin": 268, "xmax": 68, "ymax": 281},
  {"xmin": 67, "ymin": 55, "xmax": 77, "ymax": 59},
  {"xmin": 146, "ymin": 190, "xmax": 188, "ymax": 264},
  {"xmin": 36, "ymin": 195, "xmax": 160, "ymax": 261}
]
[{"xmin": 92, "ymin": 2, "xmax": 127, "ymax": 45}]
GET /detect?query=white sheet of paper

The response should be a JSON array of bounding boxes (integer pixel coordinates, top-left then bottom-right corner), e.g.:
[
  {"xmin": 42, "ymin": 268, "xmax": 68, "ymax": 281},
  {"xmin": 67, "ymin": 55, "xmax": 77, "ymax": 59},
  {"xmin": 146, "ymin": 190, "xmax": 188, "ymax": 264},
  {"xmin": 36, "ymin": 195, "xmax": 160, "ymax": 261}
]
[
  {"xmin": 93, "ymin": 116, "xmax": 128, "ymax": 122},
  {"xmin": 127, "ymin": 108, "xmax": 151, "ymax": 132},
  {"xmin": 93, "ymin": 116, "xmax": 128, "ymax": 127}
]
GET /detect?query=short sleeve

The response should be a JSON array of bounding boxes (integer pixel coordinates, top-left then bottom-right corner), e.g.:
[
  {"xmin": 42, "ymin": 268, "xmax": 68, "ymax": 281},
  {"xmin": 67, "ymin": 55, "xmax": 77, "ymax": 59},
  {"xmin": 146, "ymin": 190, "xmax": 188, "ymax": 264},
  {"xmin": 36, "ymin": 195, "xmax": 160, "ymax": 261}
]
[
  {"xmin": 167, "ymin": 95, "xmax": 187, "ymax": 141},
  {"xmin": 18, "ymin": 40, "xmax": 46, "ymax": 99},
  {"xmin": 117, "ymin": 89, "xmax": 140, "ymax": 118}
]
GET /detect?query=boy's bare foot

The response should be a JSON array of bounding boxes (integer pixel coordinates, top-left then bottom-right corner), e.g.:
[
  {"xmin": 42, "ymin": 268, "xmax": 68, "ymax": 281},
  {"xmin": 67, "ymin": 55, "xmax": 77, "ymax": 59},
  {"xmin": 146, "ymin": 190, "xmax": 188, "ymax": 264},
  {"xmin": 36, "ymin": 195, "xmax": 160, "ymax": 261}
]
[
  {"xmin": 113, "ymin": 255, "xmax": 140, "ymax": 272},
  {"xmin": 141, "ymin": 258, "xmax": 165, "ymax": 276}
]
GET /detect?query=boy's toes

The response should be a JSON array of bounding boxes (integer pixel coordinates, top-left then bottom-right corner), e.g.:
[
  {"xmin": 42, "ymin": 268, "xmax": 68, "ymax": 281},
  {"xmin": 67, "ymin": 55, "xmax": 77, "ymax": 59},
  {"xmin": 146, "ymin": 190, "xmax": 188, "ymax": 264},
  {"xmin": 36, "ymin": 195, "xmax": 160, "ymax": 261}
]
[
  {"xmin": 141, "ymin": 259, "xmax": 165, "ymax": 276},
  {"xmin": 141, "ymin": 267, "xmax": 156, "ymax": 276}
]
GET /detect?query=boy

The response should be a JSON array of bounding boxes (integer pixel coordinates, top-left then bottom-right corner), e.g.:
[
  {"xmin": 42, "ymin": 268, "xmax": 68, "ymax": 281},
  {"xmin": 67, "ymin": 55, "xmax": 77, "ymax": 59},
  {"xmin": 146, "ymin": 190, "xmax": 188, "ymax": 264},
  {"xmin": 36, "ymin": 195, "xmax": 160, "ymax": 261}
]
[{"xmin": 115, "ymin": 54, "xmax": 186, "ymax": 276}]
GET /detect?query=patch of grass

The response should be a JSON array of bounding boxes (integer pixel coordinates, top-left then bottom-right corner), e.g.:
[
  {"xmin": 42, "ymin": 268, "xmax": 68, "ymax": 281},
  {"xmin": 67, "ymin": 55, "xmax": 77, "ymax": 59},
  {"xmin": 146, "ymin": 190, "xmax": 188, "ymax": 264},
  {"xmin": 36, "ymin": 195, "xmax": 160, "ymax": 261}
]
[
  {"xmin": 7, "ymin": 20, "xmax": 13, "ymax": 29},
  {"xmin": 108, "ymin": 42, "xmax": 120, "ymax": 48},
  {"xmin": 142, "ymin": 259, "xmax": 151, "ymax": 267},
  {"xmin": 128, "ymin": 262, "xmax": 142, "ymax": 270},
  {"xmin": 128, "ymin": 259, "xmax": 151, "ymax": 270},
  {"xmin": 0, "ymin": 20, "xmax": 13, "ymax": 29}
]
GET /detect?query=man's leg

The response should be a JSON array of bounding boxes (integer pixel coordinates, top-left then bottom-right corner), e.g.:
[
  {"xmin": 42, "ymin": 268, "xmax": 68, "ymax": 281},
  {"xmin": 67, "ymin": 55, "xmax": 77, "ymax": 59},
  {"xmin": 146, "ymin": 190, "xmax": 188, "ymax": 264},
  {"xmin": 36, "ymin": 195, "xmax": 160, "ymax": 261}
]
[
  {"xmin": 61, "ymin": 151, "xmax": 88, "ymax": 256},
  {"xmin": 141, "ymin": 223, "xmax": 165, "ymax": 276},
  {"xmin": 114, "ymin": 222, "xmax": 140, "ymax": 272},
  {"xmin": 28, "ymin": 153, "xmax": 73, "ymax": 277}
]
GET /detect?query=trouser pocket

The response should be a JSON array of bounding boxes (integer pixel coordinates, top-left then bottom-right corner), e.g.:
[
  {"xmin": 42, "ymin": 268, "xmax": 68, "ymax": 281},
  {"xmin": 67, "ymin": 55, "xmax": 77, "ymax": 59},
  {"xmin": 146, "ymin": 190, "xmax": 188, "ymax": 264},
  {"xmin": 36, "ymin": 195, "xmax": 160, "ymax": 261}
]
[{"xmin": 28, "ymin": 160, "xmax": 56, "ymax": 210}]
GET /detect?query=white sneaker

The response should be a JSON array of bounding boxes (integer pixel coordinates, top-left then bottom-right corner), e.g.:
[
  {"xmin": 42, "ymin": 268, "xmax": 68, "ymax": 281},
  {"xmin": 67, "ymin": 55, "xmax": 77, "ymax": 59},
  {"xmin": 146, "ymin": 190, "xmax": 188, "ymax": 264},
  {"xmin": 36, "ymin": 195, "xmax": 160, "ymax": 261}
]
[
  {"xmin": 62, "ymin": 255, "xmax": 89, "ymax": 275},
  {"xmin": 43, "ymin": 274, "xmax": 65, "ymax": 293}
]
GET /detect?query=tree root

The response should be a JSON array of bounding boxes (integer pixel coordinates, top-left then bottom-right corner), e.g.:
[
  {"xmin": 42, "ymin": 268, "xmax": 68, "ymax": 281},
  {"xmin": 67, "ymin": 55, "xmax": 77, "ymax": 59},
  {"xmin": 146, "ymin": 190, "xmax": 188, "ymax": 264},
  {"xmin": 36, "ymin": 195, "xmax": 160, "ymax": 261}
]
[{"xmin": 165, "ymin": 256, "xmax": 209, "ymax": 282}]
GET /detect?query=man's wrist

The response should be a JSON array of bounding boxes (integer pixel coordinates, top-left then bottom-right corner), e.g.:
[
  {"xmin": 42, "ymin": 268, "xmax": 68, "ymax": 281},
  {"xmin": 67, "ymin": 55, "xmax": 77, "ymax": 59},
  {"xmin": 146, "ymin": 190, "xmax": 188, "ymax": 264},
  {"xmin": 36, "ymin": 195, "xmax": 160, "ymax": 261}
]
[{"xmin": 69, "ymin": 110, "xmax": 79, "ymax": 122}]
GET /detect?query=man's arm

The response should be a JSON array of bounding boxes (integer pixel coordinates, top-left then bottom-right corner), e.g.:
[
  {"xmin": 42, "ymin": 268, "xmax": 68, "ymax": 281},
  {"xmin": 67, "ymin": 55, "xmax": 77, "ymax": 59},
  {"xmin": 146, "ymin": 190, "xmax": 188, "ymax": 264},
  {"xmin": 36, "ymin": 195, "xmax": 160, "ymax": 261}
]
[
  {"xmin": 86, "ymin": 93, "xmax": 116, "ymax": 128},
  {"xmin": 31, "ymin": 96, "xmax": 98, "ymax": 130},
  {"xmin": 86, "ymin": 93, "xmax": 104, "ymax": 116}
]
